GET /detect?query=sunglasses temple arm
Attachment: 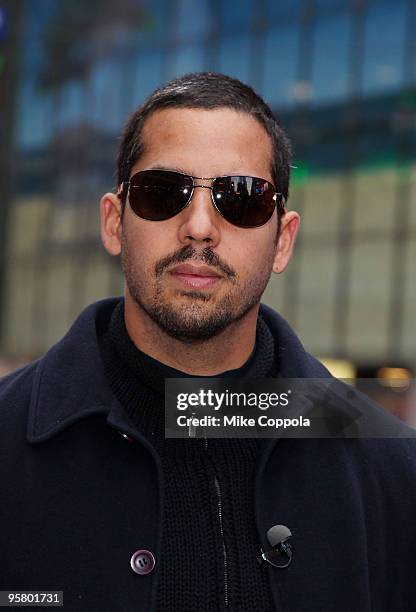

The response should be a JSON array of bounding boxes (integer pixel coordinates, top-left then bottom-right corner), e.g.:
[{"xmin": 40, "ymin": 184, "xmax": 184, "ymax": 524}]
[
  {"xmin": 277, "ymin": 193, "xmax": 286, "ymax": 215},
  {"xmin": 116, "ymin": 181, "xmax": 130, "ymax": 200}
]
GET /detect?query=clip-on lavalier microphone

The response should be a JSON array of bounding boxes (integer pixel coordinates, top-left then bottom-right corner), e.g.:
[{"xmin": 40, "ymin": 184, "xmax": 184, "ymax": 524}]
[{"xmin": 257, "ymin": 524, "xmax": 293, "ymax": 569}]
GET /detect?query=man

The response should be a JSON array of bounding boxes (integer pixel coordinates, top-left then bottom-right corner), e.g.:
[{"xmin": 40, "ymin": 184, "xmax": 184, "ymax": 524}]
[{"xmin": 1, "ymin": 72, "xmax": 415, "ymax": 611}]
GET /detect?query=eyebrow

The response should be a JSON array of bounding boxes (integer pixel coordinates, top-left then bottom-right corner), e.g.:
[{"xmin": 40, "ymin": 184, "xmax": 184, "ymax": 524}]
[
  {"xmin": 148, "ymin": 165, "xmax": 190, "ymax": 174},
  {"xmin": 147, "ymin": 166, "xmax": 259, "ymax": 178}
]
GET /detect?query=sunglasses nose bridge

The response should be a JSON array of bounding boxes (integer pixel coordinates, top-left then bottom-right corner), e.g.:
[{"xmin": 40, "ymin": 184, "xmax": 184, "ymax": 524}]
[
  {"xmin": 188, "ymin": 182, "xmax": 215, "ymax": 211},
  {"xmin": 192, "ymin": 176, "xmax": 215, "ymax": 189},
  {"xmin": 192, "ymin": 185, "xmax": 213, "ymax": 193},
  {"xmin": 190, "ymin": 176, "xmax": 216, "ymax": 207},
  {"xmin": 183, "ymin": 177, "xmax": 222, "ymax": 227}
]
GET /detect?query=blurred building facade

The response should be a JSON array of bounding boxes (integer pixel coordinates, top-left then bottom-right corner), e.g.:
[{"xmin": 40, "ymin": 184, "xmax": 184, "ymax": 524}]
[{"xmin": 0, "ymin": 0, "xmax": 415, "ymax": 378}]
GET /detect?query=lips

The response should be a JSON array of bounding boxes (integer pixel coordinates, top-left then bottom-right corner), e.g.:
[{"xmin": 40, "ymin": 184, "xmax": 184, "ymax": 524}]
[
  {"xmin": 169, "ymin": 264, "xmax": 221, "ymax": 277},
  {"xmin": 169, "ymin": 264, "xmax": 221, "ymax": 289}
]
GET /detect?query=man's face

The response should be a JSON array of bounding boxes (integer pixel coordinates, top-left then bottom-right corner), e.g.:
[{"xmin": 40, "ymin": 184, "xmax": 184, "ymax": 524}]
[{"xmin": 119, "ymin": 107, "xmax": 282, "ymax": 342}]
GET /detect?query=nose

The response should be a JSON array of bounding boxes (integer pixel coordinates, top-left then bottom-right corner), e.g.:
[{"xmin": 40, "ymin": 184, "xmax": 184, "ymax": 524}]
[{"xmin": 177, "ymin": 179, "xmax": 221, "ymax": 247}]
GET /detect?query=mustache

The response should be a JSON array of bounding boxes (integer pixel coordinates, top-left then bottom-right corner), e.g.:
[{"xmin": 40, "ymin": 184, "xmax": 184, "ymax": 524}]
[{"xmin": 155, "ymin": 245, "xmax": 236, "ymax": 280}]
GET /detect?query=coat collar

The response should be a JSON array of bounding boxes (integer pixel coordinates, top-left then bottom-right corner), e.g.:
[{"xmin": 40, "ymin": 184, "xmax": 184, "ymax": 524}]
[
  {"xmin": 26, "ymin": 298, "xmax": 121, "ymax": 443},
  {"xmin": 26, "ymin": 298, "xmax": 331, "ymax": 444},
  {"xmin": 258, "ymin": 303, "xmax": 331, "ymax": 379}
]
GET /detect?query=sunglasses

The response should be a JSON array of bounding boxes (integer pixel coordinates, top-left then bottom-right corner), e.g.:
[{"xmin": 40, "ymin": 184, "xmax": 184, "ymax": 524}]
[{"xmin": 119, "ymin": 169, "xmax": 285, "ymax": 228}]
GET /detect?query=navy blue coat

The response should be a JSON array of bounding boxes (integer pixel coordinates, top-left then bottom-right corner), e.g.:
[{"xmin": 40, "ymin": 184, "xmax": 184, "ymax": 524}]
[{"xmin": 1, "ymin": 297, "xmax": 416, "ymax": 611}]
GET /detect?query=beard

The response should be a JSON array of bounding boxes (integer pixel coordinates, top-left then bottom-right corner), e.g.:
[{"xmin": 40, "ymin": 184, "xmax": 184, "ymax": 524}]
[{"xmin": 121, "ymin": 240, "xmax": 274, "ymax": 344}]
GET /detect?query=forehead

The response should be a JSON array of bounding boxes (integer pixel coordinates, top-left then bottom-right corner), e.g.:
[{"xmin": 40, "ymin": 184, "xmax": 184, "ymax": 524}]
[{"xmin": 134, "ymin": 107, "xmax": 273, "ymax": 180}]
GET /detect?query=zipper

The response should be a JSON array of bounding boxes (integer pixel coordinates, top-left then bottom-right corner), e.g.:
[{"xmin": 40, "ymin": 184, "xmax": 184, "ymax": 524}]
[
  {"xmin": 202, "ymin": 433, "xmax": 229, "ymax": 607},
  {"xmin": 188, "ymin": 411, "xmax": 197, "ymax": 437},
  {"xmin": 205, "ymin": 432, "xmax": 228, "ymax": 609},
  {"xmin": 214, "ymin": 474, "xmax": 229, "ymax": 608},
  {"xmin": 187, "ymin": 413, "xmax": 229, "ymax": 605},
  {"xmin": 191, "ymin": 428, "xmax": 229, "ymax": 604}
]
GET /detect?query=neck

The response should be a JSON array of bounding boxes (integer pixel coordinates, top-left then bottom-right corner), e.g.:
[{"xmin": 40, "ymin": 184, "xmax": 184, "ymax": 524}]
[{"xmin": 124, "ymin": 294, "xmax": 259, "ymax": 375}]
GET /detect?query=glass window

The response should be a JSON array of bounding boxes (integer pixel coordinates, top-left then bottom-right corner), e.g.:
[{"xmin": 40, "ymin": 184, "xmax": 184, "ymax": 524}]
[
  {"xmin": 89, "ymin": 60, "xmax": 122, "ymax": 132},
  {"xmin": 262, "ymin": 275, "xmax": 288, "ymax": 321},
  {"xmin": 265, "ymin": 0, "xmax": 300, "ymax": 22},
  {"xmin": 402, "ymin": 239, "xmax": 416, "ymax": 361},
  {"xmin": 172, "ymin": 0, "xmax": 210, "ymax": 41},
  {"xmin": 296, "ymin": 245, "xmax": 338, "ymax": 355},
  {"xmin": 362, "ymin": 1, "xmax": 406, "ymax": 95},
  {"xmin": 300, "ymin": 173, "xmax": 343, "ymax": 240},
  {"xmin": 83, "ymin": 257, "xmax": 112, "ymax": 305},
  {"xmin": 311, "ymin": 13, "xmax": 350, "ymax": 104},
  {"xmin": 93, "ymin": 59, "xmax": 126, "ymax": 133},
  {"xmin": 16, "ymin": 83, "xmax": 53, "ymax": 147},
  {"xmin": 315, "ymin": 0, "xmax": 347, "ymax": 12},
  {"xmin": 17, "ymin": 1, "xmax": 56, "ymax": 148},
  {"xmin": 410, "ymin": 163, "xmax": 416, "ymax": 230},
  {"xmin": 219, "ymin": 0, "xmax": 253, "ymax": 28},
  {"xmin": 167, "ymin": 44, "xmax": 205, "ymax": 80},
  {"xmin": 218, "ymin": 34, "xmax": 252, "ymax": 84},
  {"xmin": 59, "ymin": 79, "xmax": 84, "ymax": 127},
  {"xmin": 262, "ymin": 23, "xmax": 299, "ymax": 108},
  {"xmin": 137, "ymin": 0, "xmax": 169, "ymax": 45},
  {"xmin": 23, "ymin": 0, "xmax": 56, "ymax": 76},
  {"xmin": 91, "ymin": 51, "xmax": 163, "ymax": 132},
  {"xmin": 347, "ymin": 240, "xmax": 393, "ymax": 359},
  {"xmin": 351, "ymin": 167, "xmax": 396, "ymax": 233},
  {"xmin": 7, "ymin": 198, "xmax": 50, "ymax": 257},
  {"xmin": 4, "ymin": 262, "xmax": 36, "ymax": 355},
  {"xmin": 129, "ymin": 51, "xmax": 164, "ymax": 108},
  {"xmin": 46, "ymin": 257, "xmax": 74, "ymax": 346}
]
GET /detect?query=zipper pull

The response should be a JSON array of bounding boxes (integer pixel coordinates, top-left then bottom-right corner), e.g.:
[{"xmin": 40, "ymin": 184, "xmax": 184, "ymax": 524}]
[{"xmin": 188, "ymin": 411, "xmax": 196, "ymax": 438}]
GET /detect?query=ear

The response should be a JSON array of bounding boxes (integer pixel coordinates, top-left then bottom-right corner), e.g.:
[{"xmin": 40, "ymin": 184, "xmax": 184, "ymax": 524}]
[
  {"xmin": 272, "ymin": 211, "xmax": 300, "ymax": 274},
  {"xmin": 100, "ymin": 191, "xmax": 123, "ymax": 256}
]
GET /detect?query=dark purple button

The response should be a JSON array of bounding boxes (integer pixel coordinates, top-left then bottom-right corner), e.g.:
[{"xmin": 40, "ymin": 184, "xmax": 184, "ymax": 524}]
[{"xmin": 130, "ymin": 549, "xmax": 155, "ymax": 575}]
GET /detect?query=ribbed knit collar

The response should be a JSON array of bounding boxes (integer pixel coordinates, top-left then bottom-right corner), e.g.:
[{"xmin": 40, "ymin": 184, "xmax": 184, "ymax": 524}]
[
  {"xmin": 98, "ymin": 298, "xmax": 278, "ymax": 445},
  {"xmin": 107, "ymin": 298, "xmax": 278, "ymax": 397}
]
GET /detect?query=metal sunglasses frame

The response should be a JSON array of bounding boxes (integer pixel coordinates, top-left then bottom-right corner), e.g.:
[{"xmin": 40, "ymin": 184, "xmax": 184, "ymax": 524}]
[{"xmin": 119, "ymin": 169, "xmax": 286, "ymax": 228}]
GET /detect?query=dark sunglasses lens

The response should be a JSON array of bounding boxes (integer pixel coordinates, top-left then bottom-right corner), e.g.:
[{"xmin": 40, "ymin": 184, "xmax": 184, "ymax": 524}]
[
  {"xmin": 128, "ymin": 171, "xmax": 192, "ymax": 221},
  {"xmin": 213, "ymin": 177, "xmax": 277, "ymax": 228}
]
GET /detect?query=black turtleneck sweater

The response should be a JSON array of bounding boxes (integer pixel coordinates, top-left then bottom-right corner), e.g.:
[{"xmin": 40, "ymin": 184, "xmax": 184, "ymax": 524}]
[{"xmin": 98, "ymin": 299, "xmax": 277, "ymax": 611}]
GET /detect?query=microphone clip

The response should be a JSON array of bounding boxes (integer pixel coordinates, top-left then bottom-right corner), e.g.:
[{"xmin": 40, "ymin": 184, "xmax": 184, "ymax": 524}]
[{"xmin": 257, "ymin": 524, "xmax": 293, "ymax": 569}]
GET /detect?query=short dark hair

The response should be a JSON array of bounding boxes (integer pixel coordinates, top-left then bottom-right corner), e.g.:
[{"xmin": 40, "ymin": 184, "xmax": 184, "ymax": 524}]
[{"xmin": 116, "ymin": 72, "xmax": 292, "ymax": 215}]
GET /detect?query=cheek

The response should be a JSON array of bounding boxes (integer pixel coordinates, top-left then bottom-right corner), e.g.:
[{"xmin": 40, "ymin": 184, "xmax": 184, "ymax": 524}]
[
  {"xmin": 122, "ymin": 223, "xmax": 162, "ymax": 271},
  {"xmin": 233, "ymin": 234, "xmax": 275, "ymax": 270},
  {"xmin": 121, "ymin": 232, "xmax": 148, "ymax": 282}
]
